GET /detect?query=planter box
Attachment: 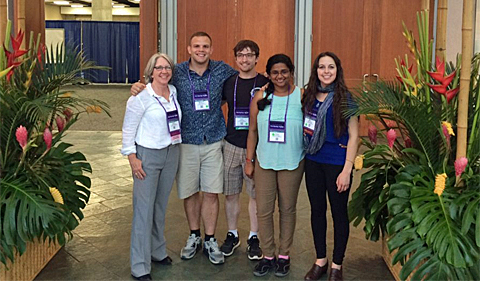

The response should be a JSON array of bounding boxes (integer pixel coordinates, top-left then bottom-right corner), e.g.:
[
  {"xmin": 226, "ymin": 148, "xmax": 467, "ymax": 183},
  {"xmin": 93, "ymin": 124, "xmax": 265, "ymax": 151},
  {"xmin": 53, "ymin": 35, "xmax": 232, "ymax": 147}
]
[
  {"xmin": 383, "ymin": 236, "xmax": 423, "ymax": 281},
  {"xmin": 0, "ymin": 239, "xmax": 61, "ymax": 281},
  {"xmin": 382, "ymin": 236, "xmax": 404, "ymax": 281}
]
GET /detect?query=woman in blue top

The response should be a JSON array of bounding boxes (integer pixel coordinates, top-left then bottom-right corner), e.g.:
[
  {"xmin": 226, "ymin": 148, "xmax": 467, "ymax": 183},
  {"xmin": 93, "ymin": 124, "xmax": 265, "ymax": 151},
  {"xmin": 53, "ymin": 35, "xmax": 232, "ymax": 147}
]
[
  {"xmin": 245, "ymin": 54, "xmax": 305, "ymax": 278},
  {"xmin": 302, "ymin": 52, "xmax": 358, "ymax": 281}
]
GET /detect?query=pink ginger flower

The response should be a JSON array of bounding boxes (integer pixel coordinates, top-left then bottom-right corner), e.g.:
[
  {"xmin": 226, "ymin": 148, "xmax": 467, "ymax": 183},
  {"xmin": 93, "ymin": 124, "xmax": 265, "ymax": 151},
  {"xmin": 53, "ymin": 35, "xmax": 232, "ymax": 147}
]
[
  {"xmin": 454, "ymin": 157, "xmax": 468, "ymax": 176},
  {"xmin": 15, "ymin": 125, "xmax": 28, "ymax": 149},
  {"xmin": 56, "ymin": 116, "xmax": 65, "ymax": 132},
  {"xmin": 405, "ymin": 137, "xmax": 412, "ymax": 148},
  {"xmin": 43, "ymin": 127, "xmax": 52, "ymax": 150},
  {"xmin": 387, "ymin": 129, "xmax": 397, "ymax": 149},
  {"xmin": 368, "ymin": 125, "xmax": 377, "ymax": 144},
  {"xmin": 63, "ymin": 108, "xmax": 73, "ymax": 122}
]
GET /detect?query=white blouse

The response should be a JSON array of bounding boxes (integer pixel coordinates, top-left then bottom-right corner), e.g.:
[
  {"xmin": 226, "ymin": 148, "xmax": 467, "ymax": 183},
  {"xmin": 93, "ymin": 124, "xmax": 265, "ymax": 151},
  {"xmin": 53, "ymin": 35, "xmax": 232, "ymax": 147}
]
[{"xmin": 121, "ymin": 83, "xmax": 182, "ymax": 156}]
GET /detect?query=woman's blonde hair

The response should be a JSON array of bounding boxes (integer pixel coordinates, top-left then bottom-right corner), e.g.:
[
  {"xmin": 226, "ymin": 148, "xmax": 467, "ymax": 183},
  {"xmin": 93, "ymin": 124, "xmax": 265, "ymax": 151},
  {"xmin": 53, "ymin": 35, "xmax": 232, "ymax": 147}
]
[{"xmin": 144, "ymin": 53, "xmax": 175, "ymax": 83}]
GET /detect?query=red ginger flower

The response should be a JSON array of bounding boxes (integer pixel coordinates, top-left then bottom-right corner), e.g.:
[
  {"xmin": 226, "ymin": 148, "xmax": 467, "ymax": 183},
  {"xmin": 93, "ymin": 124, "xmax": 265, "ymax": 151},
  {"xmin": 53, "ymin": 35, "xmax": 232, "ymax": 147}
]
[
  {"xmin": 43, "ymin": 127, "xmax": 52, "ymax": 150},
  {"xmin": 368, "ymin": 125, "xmax": 377, "ymax": 145},
  {"xmin": 387, "ymin": 129, "xmax": 397, "ymax": 149},
  {"xmin": 455, "ymin": 157, "xmax": 468, "ymax": 176},
  {"xmin": 56, "ymin": 116, "xmax": 65, "ymax": 132},
  {"xmin": 427, "ymin": 57, "xmax": 459, "ymax": 103},
  {"xmin": 15, "ymin": 125, "xmax": 28, "ymax": 149}
]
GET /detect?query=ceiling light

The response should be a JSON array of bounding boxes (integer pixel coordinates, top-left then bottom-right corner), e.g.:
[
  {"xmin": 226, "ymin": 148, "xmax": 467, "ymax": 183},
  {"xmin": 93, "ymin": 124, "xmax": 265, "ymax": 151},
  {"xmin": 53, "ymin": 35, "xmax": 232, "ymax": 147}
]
[
  {"xmin": 53, "ymin": 1, "xmax": 70, "ymax": 5},
  {"xmin": 70, "ymin": 4, "xmax": 83, "ymax": 8},
  {"xmin": 113, "ymin": 4, "xmax": 126, "ymax": 8}
]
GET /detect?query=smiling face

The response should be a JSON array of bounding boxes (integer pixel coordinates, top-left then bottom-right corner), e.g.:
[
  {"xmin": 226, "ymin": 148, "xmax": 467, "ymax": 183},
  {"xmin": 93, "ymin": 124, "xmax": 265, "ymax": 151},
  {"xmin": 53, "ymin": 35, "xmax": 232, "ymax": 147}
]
[
  {"xmin": 269, "ymin": 62, "xmax": 292, "ymax": 89},
  {"xmin": 317, "ymin": 56, "xmax": 337, "ymax": 88},
  {"xmin": 235, "ymin": 47, "xmax": 258, "ymax": 74},
  {"xmin": 187, "ymin": 36, "xmax": 213, "ymax": 65},
  {"xmin": 151, "ymin": 57, "xmax": 173, "ymax": 86}
]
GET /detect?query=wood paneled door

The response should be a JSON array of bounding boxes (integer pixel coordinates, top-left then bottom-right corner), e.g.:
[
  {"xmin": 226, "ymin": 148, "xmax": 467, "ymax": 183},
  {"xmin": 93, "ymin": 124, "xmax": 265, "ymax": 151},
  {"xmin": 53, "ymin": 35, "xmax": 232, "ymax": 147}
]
[
  {"xmin": 312, "ymin": 0, "xmax": 433, "ymax": 135},
  {"xmin": 177, "ymin": 0, "xmax": 295, "ymax": 71}
]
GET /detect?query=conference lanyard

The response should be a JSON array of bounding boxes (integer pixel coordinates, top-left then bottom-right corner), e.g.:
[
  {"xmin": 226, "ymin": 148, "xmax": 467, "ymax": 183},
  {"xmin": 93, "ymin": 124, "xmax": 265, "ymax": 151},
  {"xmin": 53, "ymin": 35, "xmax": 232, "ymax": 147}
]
[
  {"xmin": 187, "ymin": 69, "xmax": 211, "ymax": 111},
  {"xmin": 233, "ymin": 74, "xmax": 258, "ymax": 130}
]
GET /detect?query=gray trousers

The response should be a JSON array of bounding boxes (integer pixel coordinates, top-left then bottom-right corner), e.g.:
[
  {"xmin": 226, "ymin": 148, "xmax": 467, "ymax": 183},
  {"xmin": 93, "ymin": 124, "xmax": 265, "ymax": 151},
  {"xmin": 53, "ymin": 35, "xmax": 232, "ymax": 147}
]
[{"xmin": 131, "ymin": 144, "xmax": 179, "ymax": 277}]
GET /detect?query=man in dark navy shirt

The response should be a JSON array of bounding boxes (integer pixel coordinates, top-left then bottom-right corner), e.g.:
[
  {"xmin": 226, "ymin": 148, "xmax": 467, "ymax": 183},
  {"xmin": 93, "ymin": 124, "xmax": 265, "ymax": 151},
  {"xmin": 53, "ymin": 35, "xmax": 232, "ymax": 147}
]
[{"xmin": 219, "ymin": 40, "xmax": 268, "ymax": 261}]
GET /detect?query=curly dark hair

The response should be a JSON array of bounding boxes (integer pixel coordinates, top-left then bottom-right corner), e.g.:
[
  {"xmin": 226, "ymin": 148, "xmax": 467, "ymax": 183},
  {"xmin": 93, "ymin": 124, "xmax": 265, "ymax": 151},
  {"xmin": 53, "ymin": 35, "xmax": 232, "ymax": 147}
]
[
  {"xmin": 301, "ymin": 52, "xmax": 349, "ymax": 138},
  {"xmin": 257, "ymin": 54, "xmax": 295, "ymax": 111}
]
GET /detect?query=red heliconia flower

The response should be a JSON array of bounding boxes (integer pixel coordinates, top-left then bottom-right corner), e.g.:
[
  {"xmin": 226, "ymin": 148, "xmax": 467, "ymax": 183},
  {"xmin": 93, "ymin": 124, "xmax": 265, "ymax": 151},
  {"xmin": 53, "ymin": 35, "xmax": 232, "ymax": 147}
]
[
  {"xmin": 445, "ymin": 88, "xmax": 460, "ymax": 104},
  {"xmin": 37, "ymin": 43, "xmax": 45, "ymax": 64},
  {"xmin": 4, "ymin": 30, "xmax": 28, "ymax": 81},
  {"xmin": 454, "ymin": 157, "xmax": 468, "ymax": 176},
  {"xmin": 15, "ymin": 125, "xmax": 28, "ymax": 150},
  {"xmin": 405, "ymin": 137, "xmax": 412, "ymax": 148},
  {"xmin": 387, "ymin": 129, "xmax": 397, "ymax": 149},
  {"xmin": 427, "ymin": 57, "xmax": 458, "ymax": 103},
  {"xmin": 368, "ymin": 125, "xmax": 377, "ymax": 145},
  {"xmin": 43, "ymin": 127, "xmax": 52, "ymax": 150},
  {"xmin": 395, "ymin": 59, "xmax": 414, "ymax": 83},
  {"xmin": 56, "ymin": 116, "xmax": 65, "ymax": 132},
  {"xmin": 63, "ymin": 108, "xmax": 74, "ymax": 122}
]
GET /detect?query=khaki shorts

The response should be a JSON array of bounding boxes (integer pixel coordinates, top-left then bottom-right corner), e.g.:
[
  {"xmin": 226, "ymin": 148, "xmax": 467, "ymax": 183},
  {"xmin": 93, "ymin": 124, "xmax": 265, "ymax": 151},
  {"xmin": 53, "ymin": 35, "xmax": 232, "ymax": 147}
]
[
  {"xmin": 176, "ymin": 141, "xmax": 224, "ymax": 199},
  {"xmin": 223, "ymin": 141, "xmax": 255, "ymax": 198}
]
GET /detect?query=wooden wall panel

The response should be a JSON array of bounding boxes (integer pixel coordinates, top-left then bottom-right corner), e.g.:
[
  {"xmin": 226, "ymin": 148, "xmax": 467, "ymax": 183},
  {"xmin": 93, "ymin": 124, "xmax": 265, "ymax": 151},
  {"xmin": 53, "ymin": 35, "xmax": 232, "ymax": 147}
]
[
  {"xmin": 177, "ymin": 0, "xmax": 295, "ymax": 69},
  {"xmin": 237, "ymin": 0, "xmax": 295, "ymax": 72},
  {"xmin": 311, "ymin": 0, "xmax": 372, "ymax": 90},
  {"xmin": 177, "ymin": 0, "xmax": 235, "ymax": 65},
  {"xmin": 140, "ymin": 0, "xmax": 158, "ymax": 81},
  {"xmin": 370, "ymin": 0, "xmax": 425, "ymax": 81}
]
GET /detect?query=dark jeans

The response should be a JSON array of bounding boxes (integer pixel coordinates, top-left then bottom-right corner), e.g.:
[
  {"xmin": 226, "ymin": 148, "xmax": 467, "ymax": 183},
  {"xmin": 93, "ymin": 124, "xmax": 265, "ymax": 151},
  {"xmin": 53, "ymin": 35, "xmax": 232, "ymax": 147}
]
[{"xmin": 305, "ymin": 158, "xmax": 351, "ymax": 265}]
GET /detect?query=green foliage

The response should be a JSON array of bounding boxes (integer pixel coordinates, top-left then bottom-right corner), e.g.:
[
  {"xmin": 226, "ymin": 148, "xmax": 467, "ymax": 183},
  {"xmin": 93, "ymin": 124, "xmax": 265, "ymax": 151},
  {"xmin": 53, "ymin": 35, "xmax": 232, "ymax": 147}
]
[
  {"xmin": 0, "ymin": 22, "xmax": 109, "ymax": 265},
  {"xmin": 348, "ymin": 11, "xmax": 480, "ymax": 280}
]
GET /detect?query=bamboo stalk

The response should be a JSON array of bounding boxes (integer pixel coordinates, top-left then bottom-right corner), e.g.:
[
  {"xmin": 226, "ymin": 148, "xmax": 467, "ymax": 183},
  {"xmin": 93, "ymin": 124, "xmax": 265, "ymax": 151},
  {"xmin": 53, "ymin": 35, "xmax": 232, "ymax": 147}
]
[
  {"xmin": 457, "ymin": 0, "xmax": 474, "ymax": 159},
  {"xmin": 436, "ymin": 0, "xmax": 448, "ymax": 60},
  {"xmin": 421, "ymin": 0, "xmax": 430, "ymax": 10},
  {"xmin": 0, "ymin": 0, "xmax": 6, "ymax": 44}
]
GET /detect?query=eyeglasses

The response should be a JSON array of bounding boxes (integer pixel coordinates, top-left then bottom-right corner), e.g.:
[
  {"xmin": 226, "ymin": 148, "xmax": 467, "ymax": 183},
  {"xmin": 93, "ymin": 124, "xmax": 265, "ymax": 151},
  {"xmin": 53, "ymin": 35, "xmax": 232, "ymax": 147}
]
[
  {"xmin": 153, "ymin": 65, "xmax": 172, "ymax": 71},
  {"xmin": 270, "ymin": 69, "xmax": 290, "ymax": 77},
  {"xmin": 236, "ymin": 53, "xmax": 256, "ymax": 59}
]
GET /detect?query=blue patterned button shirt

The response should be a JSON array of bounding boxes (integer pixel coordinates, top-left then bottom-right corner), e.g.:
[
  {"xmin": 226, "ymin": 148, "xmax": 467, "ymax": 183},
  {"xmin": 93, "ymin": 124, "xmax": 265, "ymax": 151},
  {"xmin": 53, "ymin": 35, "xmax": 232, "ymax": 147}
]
[{"xmin": 172, "ymin": 60, "xmax": 237, "ymax": 145}]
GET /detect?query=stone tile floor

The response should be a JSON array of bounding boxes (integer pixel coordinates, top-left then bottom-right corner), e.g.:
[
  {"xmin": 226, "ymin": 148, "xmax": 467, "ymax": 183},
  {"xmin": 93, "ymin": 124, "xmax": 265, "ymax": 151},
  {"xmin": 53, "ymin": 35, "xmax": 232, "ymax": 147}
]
[{"xmin": 35, "ymin": 131, "xmax": 394, "ymax": 281}]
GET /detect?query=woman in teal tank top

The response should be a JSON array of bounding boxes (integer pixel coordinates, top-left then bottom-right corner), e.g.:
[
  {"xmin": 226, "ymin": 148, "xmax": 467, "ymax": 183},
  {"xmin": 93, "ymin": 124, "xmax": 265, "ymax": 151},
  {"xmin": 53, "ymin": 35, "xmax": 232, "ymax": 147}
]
[{"xmin": 245, "ymin": 54, "xmax": 305, "ymax": 278}]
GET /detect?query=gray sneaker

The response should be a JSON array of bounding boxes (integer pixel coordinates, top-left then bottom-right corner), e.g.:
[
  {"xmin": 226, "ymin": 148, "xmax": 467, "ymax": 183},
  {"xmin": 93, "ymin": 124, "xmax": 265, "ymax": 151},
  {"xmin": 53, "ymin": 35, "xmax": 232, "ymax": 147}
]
[
  {"xmin": 180, "ymin": 234, "xmax": 202, "ymax": 260},
  {"xmin": 203, "ymin": 238, "xmax": 225, "ymax": 264}
]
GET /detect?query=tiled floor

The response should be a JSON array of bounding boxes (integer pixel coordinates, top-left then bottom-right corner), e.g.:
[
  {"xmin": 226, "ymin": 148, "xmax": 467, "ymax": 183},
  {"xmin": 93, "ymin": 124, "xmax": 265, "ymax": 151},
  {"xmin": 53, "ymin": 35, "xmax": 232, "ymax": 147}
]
[{"xmin": 35, "ymin": 131, "xmax": 394, "ymax": 280}]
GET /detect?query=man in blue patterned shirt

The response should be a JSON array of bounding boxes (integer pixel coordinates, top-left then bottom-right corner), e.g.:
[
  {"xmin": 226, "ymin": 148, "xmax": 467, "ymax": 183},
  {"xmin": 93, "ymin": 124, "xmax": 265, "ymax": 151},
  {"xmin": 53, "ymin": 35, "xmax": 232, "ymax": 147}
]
[{"xmin": 131, "ymin": 32, "xmax": 237, "ymax": 265}]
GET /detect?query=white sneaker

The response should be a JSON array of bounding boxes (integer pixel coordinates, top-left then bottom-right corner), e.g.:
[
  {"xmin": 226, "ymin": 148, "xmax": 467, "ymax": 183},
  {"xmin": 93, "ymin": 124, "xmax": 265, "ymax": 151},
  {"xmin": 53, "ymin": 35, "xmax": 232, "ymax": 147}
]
[
  {"xmin": 203, "ymin": 238, "xmax": 225, "ymax": 264},
  {"xmin": 180, "ymin": 234, "xmax": 202, "ymax": 260}
]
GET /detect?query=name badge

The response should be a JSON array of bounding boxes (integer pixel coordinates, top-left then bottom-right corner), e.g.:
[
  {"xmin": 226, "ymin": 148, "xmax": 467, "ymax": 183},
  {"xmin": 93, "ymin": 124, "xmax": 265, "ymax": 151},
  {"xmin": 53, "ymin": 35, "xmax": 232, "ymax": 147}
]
[
  {"xmin": 193, "ymin": 90, "xmax": 210, "ymax": 111},
  {"xmin": 303, "ymin": 107, "xmax": 318, "ymax": 136},
  {"xmin": 268, "ymin": 121, "xmax": 286, "ymax": 143},
  {"xmin": 166, "ymin": 110, "xmax": 182, "ymax": 144},
  {"xmin": 234, "ymin": 107, "xmax": 249, "ymax": 130}
]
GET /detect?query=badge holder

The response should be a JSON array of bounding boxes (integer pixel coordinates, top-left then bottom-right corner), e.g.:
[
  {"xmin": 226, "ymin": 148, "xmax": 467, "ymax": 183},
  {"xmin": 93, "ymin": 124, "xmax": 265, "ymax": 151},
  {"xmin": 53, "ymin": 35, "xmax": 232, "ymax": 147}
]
[
  {"xmin": 234, "ymin": 107, "xmax": 250, "ymax": 130},
  {"xmin": 193, "ymin": 90, "xmax": 210, "ymax": 111},
  {"xmin": 268, "ymin": 121, "xmax": 286, "ymax": 143}
]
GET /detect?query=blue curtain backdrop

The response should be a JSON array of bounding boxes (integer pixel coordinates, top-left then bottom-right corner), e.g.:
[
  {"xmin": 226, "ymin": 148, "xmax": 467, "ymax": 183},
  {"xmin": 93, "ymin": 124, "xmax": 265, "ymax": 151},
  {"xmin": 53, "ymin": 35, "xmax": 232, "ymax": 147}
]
[{"xmin": 46, "ymin": 20, "xmax": 140, "ymax": 83}]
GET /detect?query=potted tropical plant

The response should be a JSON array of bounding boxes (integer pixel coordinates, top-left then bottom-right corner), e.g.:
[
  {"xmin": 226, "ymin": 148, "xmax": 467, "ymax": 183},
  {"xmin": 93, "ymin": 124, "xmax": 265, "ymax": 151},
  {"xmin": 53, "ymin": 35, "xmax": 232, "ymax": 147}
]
[
  {"xmin": 348, "ymin": 11, "xmax": 480, "ymax": 280},
  {"xmin": 0, "ymin": 20, "xmax": 109, "ymax": 278}
]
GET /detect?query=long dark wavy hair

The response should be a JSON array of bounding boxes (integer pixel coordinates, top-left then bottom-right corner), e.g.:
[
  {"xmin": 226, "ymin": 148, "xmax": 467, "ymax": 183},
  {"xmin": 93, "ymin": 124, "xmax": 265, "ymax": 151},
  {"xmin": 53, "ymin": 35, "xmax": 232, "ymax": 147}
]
[
  {"xmin": 257, "ymin": 54, "xmax": 295, "ymax": 111},
  {"xmin": 301, "ymin": 51, "xmax": 349, "ymax": 138}
]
